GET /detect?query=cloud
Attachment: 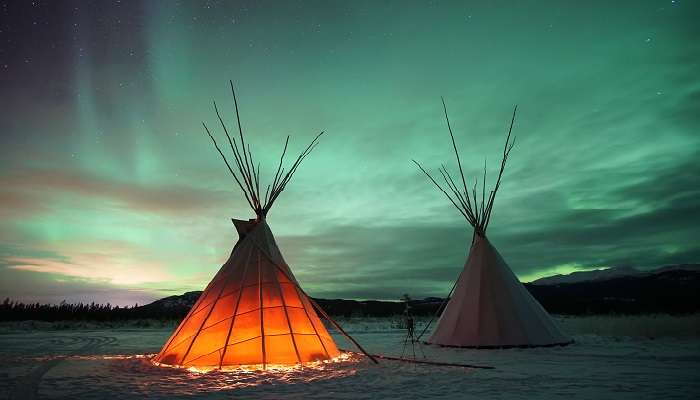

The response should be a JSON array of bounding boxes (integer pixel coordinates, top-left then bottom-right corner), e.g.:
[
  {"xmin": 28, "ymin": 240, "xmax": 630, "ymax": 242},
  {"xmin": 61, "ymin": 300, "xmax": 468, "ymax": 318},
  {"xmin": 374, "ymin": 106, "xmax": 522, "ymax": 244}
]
[
  {"xmin": 0, "ymin": 266, "xmax": 163, "ymax": 307},
  {"xmin": 273, "ymin": 152, "xmax": 700, "ymax": 300},
  {"xmin": 0, "ymin": 240, "xmax": 215, "ymax": 306},
  {"xmin": 0, "ymin": 168, "xmax": 233, "ymax": 216},
  {"xmin": 7, "ymin": 256, "xmax": 166, "ymax": 286},
  {"xmin": 0, "ymin": 190, "xmax": 47, "ymax": 218},
  {"xmin": 4, "ymin": 240, "xmax": 173, "ymax": 284}
]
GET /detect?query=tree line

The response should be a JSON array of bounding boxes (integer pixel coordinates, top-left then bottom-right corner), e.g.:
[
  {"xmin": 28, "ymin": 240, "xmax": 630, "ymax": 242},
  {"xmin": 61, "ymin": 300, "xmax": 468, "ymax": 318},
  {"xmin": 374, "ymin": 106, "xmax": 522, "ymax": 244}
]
[{"xmin": 0, "ymin": 298, "xmax": 188, "ymax": 322}]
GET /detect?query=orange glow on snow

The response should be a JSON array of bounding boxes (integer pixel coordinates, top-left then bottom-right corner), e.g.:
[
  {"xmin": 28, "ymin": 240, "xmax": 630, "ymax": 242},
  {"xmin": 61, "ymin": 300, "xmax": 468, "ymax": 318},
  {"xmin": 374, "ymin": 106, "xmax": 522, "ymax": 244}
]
[{"xmin": 152, "ymin": 352, "xmax": 354, "ymax": 374}]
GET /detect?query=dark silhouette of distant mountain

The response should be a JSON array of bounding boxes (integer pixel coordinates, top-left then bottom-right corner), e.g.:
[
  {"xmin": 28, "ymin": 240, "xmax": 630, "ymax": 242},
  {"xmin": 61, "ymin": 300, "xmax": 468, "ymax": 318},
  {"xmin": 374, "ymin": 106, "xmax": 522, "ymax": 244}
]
[
  {"xmin": 530, "ymin": 264, "xmax": 700, "ymax": 285},
  {"xmin": 138, "ymin": 264, "xmax": 700, "ymax": 317},
  {"xmin": 530, "ymin": 266, "xmax": 641, "ymax": 285},
  {"xmin": 140, "ymin": 291, "xmax": 201, "ymax": 312},
  {"xmin": 528, "ymin": 268, "xmax": 700, "ymax": 315}
]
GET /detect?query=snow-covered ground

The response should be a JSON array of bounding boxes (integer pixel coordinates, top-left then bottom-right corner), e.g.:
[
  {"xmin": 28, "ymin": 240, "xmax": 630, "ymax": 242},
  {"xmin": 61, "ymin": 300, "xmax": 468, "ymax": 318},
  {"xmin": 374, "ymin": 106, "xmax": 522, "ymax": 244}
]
[{"xmin": 1, "ymin": 316, "xmax": 699, "ymax": 399}]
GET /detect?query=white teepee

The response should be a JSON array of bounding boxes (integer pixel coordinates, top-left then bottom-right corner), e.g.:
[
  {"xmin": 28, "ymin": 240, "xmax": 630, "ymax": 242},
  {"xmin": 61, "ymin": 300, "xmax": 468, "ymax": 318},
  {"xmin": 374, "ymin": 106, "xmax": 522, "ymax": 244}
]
[{"xmin": 414, "ymin": 100, "xmax": 572, "ymax": 348}]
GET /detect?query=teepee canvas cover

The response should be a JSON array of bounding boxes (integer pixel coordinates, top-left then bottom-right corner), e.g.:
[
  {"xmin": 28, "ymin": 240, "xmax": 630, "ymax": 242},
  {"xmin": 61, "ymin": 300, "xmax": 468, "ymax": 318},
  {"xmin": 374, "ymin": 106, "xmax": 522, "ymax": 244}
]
[
  {"xmin": 155, "ymin": 219, "xmax": 340, "ymax": 368},
  {"xmin": 427, "ymin": 235, "xmax": 570, "ymax": 348},
  {"xmin": 415, "ymin": 100, "xmax": 571, "ymax": 348},
  {"xmin": 154, "ymin": 81, "xmax": 343, "ymax": 369}
]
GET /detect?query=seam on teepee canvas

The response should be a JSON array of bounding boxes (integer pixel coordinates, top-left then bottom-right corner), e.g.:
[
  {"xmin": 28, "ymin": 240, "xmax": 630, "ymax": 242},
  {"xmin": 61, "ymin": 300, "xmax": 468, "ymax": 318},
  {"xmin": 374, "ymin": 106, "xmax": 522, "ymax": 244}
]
[
  {"xmin": 446, "ymin": 247, "xmax": 472, "ymax": 344},
  {"xmin": 259, "ymin": 248, "xmax": 331, "ymax": 358},
  {"xmin": 487, "ymin": 241, "xmax": 506, "ymax": 345},
  {"xmin": 248, "ymin": 224, "xmax": 280, "ymax": 270},
  {"xmin": 162, "ymin": 334, "xmax": 197, "ymax": 357},
  {"xmin": 293, "ymin": 284, "xmax": 331, "ymax": 359},
  {"xmin": 158, "ymin": 266, "xmax": 224, "ymax": 357},
  {"xmin": 219, "ymin": 243, "xmax": 254, "ymax": 368},
  {"xmin": 179, "ymin": 244, "xmax": 250, "ymax": 366},
  {"xmin": 491, "ymin": 240, "xmax": 529, "ymax": 345},
  {"xmin": 262, "ymin": 242, "xmax": 332, "ymax": 358},
  {"xmin": 227, "ymin": 335, "xmax": 262, "ymax": 347},
  {"xmin": 186, "ymin": 347, "xmax": 224, "ymax": 365},
  {"xmin": 158, "ymin": 320, "xmax": 191, "ymax": 358},
  {"xmin": 194, "ymin": 238, "xmax": 250, "ymax": 314},
  {"xmin": 159, "ymin": 300, "xmax": 213, "ymax": 360},
  {"xmin": 256, "ymin": 246, "xmax": 297, "ymax": 284},
  {"xmin": 183, "ymin": 318, "xmax": 234, "ymax": 365},
  {"xmin": 257, "ymin": 251, "xmax": 267, "ymax": 369},
  {"xmin": 271, "ymin": 259, "xmax": 303, "ymax": 364},
  {"xmin": 476, "ymin": 240, "xmax": 486, "ymax": 345}
]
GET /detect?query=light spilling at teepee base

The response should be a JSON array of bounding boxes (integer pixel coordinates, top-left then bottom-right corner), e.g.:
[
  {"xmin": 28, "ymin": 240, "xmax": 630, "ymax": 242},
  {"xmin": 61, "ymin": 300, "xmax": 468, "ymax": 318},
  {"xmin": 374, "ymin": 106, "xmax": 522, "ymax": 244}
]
[
  {"xmin": 154, "ymin": 81, "xmax": 376, "ymax": 371},
  {"xmin": 414, "ymin": 99, "xmax": 573, "ymax": 349}
]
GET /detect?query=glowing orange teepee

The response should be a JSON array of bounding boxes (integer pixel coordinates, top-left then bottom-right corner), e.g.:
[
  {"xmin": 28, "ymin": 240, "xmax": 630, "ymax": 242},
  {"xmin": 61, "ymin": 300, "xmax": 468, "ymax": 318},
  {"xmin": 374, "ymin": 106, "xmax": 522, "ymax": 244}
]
[
  {"xmin": 155, "ymin": 219, "xmax": 340, "ymax": 369},
  {"xmin": 154, "ymin": 81, "xmax": 345, "ymax": 369}
]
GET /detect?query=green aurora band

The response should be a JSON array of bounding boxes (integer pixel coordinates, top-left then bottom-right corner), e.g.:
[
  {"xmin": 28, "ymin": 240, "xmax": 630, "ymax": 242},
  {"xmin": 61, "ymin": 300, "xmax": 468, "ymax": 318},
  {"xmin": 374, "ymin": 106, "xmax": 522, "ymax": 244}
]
[{"xmin": 0, "ymin": 1, "xmax": 698, "ymax": 305}]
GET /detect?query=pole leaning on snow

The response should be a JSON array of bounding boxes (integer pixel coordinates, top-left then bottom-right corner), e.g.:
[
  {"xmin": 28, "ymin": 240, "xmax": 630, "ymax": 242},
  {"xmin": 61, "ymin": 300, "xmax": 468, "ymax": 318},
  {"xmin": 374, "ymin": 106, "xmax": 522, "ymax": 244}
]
[
  {"xmin": 306, "ymin": 296, "xmax": 380, "ymax": 364},
  {"xmin": 270, "ymin": 263, "xmax": 379, "ymax": 364}
]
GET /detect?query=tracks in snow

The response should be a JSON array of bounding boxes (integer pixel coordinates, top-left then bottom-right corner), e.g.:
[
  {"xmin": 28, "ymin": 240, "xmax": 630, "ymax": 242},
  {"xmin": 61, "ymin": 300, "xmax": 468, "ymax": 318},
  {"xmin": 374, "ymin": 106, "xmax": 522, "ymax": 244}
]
[{"xmin": 8, "ymin": 335, "xmax": 117, "ymax": 400}]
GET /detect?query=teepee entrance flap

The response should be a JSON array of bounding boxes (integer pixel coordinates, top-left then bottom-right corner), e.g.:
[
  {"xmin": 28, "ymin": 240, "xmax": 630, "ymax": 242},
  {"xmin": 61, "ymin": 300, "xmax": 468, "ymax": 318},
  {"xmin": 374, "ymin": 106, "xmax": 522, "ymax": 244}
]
[{"xmin": 232, "ymin": 218, "xmax": 257, "ymax": 239}]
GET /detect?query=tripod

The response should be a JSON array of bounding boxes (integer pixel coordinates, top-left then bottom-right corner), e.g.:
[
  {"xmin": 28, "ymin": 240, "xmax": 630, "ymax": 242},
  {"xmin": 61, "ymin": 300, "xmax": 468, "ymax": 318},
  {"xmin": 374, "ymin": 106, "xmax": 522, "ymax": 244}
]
[{"xmin": 400, "ymin": 297, "xmax": 426, "ymax": 360}]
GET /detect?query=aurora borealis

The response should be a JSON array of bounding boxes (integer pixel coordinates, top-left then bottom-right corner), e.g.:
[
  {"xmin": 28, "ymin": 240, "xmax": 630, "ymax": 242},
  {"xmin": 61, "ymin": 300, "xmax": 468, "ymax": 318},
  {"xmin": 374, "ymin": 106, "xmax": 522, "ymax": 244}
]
[{"xmin": 1, "ymin": 1, "xmax": 698, "ymax": 306}]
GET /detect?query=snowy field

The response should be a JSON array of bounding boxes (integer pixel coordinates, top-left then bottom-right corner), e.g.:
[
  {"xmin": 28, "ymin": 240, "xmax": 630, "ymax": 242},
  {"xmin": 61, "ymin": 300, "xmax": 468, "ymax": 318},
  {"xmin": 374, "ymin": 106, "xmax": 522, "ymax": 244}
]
[{"xmin": 1, "ymin": 316, "xmax": 699, "ymax": 399}]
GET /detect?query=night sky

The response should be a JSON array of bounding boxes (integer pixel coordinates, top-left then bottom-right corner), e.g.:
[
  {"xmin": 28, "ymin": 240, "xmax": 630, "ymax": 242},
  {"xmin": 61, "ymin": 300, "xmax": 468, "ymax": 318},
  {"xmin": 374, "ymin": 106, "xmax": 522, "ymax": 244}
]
[{"xmin": 1, "ymin": 1, "xmax": 698, "ymax": 306}]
